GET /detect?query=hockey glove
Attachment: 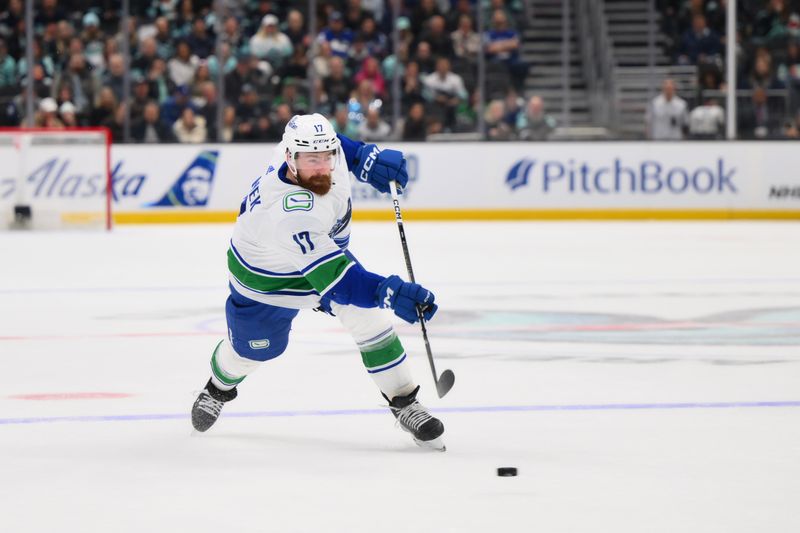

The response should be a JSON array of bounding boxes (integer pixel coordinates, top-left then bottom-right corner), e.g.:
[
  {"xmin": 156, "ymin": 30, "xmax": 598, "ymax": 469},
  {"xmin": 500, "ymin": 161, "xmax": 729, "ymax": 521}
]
[
  {"xmin": 353, "ymin": 144, "xmax": 408, "ymax": 194},
  {"xmin": 376, "ymin": 275, "xmax": 438, "ymax": 324}
]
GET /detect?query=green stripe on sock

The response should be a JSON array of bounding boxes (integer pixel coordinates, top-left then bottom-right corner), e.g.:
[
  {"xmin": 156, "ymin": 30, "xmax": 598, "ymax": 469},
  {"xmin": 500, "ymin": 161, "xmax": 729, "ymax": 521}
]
[
  {"xmin": 210, "ymin": 341, "xmax": 246, "ymax": 386},
  {"xmin": 227, "ymin": 249, "xmax": 313, "ymax": 293},
  {"xmin": 360, "ymin": 334, "xmax": 405, "ymax": 369}
]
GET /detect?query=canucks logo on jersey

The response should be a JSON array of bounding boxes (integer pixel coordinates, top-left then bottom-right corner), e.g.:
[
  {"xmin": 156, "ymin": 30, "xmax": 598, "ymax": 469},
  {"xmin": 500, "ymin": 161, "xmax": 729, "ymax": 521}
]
[
  {"xmin": 147, "ymin": 150, "xmax": 219, "ymax": 207},
  {"xmin": 329, "ymin": 198, "xmax": 352, "ymax": 249}
]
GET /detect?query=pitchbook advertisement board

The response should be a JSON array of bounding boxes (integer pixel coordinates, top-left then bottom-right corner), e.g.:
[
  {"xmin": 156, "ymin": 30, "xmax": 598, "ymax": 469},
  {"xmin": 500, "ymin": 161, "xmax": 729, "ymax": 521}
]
[{"xmin": 3, "ymin": 141, "xmax": 799, "ymax": 223}]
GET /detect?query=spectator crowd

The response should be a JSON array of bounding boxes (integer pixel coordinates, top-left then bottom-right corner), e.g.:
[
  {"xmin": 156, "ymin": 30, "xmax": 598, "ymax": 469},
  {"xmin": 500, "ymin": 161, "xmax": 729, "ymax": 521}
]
[
  {"xmin": 4, "ymin": 0, "xmax": 795, "ymax": 141},
  {"xmin": 652, "ymin": 0, "xmax": 800, "ymax": 139},
  {"xmin": 0, "ymin": 0, "xmax": 543, "ymax": 143}
]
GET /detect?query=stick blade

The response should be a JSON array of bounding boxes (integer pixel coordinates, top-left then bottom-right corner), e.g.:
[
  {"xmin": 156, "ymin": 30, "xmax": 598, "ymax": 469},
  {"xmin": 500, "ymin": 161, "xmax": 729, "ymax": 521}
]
[{"xmin": 436, "ymin": 370, "xmax": 455, "ymax": 398}]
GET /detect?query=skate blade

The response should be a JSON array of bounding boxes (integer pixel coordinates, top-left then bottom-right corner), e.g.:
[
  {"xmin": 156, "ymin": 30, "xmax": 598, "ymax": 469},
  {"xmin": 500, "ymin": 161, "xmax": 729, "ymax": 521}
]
[{"xmin": 413, "ymin": 436, "xmax": 446, "ymax": 452}]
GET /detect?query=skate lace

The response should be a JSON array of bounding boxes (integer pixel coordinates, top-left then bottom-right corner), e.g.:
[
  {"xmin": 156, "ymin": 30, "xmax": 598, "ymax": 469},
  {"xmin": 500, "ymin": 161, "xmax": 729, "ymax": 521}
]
[
  {"xmin": 197, "ymin": 392, "xmax": 224, "ymax": 417},
  {"xmin": 394, "ymin": 401, "xmax": 432, "ymax": 432}
]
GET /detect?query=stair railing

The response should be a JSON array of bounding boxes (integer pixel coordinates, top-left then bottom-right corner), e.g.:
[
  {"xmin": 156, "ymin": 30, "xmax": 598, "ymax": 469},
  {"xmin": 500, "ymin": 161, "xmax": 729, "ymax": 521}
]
[{"xmin": 575, "ymin": 0, "xmax": 618, "ymax": 132}]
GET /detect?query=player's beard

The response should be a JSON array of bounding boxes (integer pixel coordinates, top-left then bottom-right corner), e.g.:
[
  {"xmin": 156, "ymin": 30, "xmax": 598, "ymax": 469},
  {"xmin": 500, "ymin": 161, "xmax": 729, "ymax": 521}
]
[{"xmin": 298, "ymin": 172, "xmax": 332, "ymax": 195}]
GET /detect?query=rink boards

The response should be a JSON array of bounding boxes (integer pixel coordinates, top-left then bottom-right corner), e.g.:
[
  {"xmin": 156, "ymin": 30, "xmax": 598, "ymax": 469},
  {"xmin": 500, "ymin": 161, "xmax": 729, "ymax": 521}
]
[{"xmin": 4, "ymin": 141, "xmax": 800, "ymax": 223}]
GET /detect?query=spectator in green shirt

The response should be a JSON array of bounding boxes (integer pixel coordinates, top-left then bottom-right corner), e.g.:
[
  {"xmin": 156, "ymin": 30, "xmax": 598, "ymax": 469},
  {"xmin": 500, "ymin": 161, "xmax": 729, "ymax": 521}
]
[{"xmin": 0, "ymin": 39, "xmax": 16, "ymax": 89}]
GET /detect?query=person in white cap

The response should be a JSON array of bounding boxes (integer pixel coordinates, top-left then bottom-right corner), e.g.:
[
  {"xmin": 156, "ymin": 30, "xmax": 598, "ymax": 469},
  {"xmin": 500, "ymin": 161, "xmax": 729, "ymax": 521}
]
[
  {"xmin": 36, "ymin": 97, "xmax": 64, "ymax": 128},
  {"xmin": 59, "ymin": 101, "xmax": 78, "ymax": 127},
  {"xmin": 248, "ymin": 13, "xmax": 293, "ymax": 67}
]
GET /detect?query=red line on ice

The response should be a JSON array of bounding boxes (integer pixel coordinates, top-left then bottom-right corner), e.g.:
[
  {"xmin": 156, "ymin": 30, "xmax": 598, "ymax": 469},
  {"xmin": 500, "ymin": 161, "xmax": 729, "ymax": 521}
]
[
  {"xmin": 0, "ymin": 331, "xmax": 223, "ymax": 341},
  {"xmin": 8, "ymin": 392, "xmax": 134, "ymax": 401}
]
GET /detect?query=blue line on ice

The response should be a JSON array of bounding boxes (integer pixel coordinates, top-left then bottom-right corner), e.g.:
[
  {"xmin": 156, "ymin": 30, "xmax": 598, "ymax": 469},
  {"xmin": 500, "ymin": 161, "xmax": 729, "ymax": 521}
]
[
  {"xmin": 2, "ymin": 277, "xmax": 800, "ymax": 295},
  {"xmin": 2, "ymin": 400, "xmax": 799, "ymax": 426}
]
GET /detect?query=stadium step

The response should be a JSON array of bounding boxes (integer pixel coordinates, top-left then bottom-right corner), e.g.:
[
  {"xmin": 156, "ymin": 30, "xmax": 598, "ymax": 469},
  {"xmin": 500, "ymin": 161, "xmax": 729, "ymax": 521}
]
[
  {"xmin": 608, "ymin": 22, "xmax": 660, "ymax": 34},
  {"xmin": 523, "ymin": 28, "xmax": 579, "ymax": 40},
  {"xmin": 607, "ymin": 12, "xmax": 661, "ymax": 23},
  {"xmin": 520, "ymin": 0, "xmax": 591, "ymax": 126},
  {"xmin": 604, "ymin": 1, "xmax": 652, "ymax": 12},
  {"xmin": 525, "ymin": 79, "xmax": 586, "ymax": 91},
  {"xmin": 530, "ymin": 6, "xmax": 575, "ymax": 18},
  {"xmin": 610, "ymin": 33, "xmax": 668, "ymax": 45},
  {"xmin": 524, "ymin": 19, "xmax": 575, "ymax": 30},
  {"xmin": 527, "ymin": 72, "xmax": 584, "ymax": 83}
]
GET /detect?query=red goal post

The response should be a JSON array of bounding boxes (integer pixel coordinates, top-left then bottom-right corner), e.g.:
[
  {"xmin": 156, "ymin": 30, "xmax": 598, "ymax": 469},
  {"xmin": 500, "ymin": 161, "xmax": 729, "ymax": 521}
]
[{"xmin": 0, "ymin": 127, "xmax": 112, "ymax": 230}]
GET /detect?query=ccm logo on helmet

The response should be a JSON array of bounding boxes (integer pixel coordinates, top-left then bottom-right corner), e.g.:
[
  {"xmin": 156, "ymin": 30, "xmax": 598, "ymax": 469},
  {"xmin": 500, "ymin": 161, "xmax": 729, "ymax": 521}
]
[{"xmin": 359, "ymin": 146, "xmax": 380, "ymax": 182}]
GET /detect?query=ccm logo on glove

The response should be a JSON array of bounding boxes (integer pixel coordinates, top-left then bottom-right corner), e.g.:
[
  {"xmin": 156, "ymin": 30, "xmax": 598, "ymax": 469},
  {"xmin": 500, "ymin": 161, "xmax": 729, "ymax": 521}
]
[
  {"xmin": 354, "ymin": 144, "xmax": 409, "ymax": 194},
  {"xmin": 358, "ymin": 146, "xmax": 380, "ymax": 183},
  {"xmin": 376, "ymin": 275, "xmax": 438, "ymax": 324},
  {"xmin": 382, "ymin": 286, "xmax": 394, "ymax": 308}
]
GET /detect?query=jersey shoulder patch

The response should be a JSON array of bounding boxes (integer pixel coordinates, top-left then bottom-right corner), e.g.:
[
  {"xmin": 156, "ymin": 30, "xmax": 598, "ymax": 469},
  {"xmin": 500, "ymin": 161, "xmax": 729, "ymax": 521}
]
[{"xmin": 282, "ymin": 190, "xmax": 314, "ymax": 212}]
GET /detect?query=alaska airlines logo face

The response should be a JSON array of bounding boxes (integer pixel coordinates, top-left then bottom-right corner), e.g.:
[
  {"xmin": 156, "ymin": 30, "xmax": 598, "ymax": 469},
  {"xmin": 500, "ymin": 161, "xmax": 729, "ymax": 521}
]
[
  {"xmin": 147, "ymin": 150, "xmax": 219, "ymax": 207},
  {"xmin": 181, "ymin": 166, "xmax": 213, "ymax": 206}
]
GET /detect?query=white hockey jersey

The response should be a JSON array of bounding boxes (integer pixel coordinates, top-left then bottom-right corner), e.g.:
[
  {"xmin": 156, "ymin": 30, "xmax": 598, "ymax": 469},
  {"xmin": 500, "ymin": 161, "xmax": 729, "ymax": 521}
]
[{"xmin": 227, "ymin": 141, "xmax": 356, "ymax": 309}]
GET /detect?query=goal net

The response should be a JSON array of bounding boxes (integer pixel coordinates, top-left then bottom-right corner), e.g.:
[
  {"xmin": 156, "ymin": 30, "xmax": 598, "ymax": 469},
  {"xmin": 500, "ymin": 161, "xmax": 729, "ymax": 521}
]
[{"xmin": 0, "ymin": 128, "xmax": 112, "ymax": 230}]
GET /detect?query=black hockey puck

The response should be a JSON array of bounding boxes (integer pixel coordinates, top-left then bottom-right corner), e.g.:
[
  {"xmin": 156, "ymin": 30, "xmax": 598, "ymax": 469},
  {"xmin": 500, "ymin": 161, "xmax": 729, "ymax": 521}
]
[
  {"xmin": 497, "ymin": 467, "xmax": 518, "ymax": 477},
  {"xmin": 13, "ymin": 205, "xmax": 32, "ymax": 222}
]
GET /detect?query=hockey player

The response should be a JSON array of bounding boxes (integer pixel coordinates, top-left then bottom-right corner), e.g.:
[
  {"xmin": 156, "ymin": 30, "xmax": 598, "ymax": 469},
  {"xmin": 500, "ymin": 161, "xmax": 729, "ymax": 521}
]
[{"xmin": 191, "ymin": 113, "xmax": 446, "ymax": 450}]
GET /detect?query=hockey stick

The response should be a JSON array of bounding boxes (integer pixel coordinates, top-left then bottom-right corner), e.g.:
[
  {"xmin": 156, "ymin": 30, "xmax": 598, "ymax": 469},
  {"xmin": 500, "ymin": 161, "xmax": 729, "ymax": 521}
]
[{"xmin": 389, "ymin": 180, "xmax": 455, "ymax": 398}]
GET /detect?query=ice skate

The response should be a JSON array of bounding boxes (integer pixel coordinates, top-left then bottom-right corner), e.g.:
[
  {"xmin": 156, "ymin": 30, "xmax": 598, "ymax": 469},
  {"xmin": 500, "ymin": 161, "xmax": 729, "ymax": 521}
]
[
  {"xmin": 385, "ymin": 386, "xmax": 446, "ymax": 451},
  {"xmin": 191, "ymin": 379, "xmax": 238, "ymax": 432}
]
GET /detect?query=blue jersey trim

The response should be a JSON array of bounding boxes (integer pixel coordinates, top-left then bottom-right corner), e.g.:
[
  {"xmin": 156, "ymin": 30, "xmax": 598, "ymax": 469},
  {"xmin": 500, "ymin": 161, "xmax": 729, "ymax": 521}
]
[
  {"xmin": 317, "ymin": 262, "xmax": 356, "ymax": 298},
  {"xmin": 324, "ymin": 261, "xmax": 384, "ymax": 308},
  {"xmin": 343, "ymin": 249, "xmax": 363, "ymax": 266},
  {"xmin": 228, "ymin": 284, "xmax": 306, "ymax": 313},
  {"xmin": 367, "ymin": 354, "xmax": 407, "ymax": 374},
  {"xmin": 231, "ymin": 241, "xmax": 302, "ymax": 277},
  {"xmin": 277, "ymin": 162, "xmax": 294, "ymax": 185},
  {"xmin": 301, "ymin": 250, "xmax": 345, "ymax": 274},
  {"xmin": 230, "ymin": 276, "xmax": 319, "ymax": 297},
  {"xmin": 337, "ymin": 133, "xmax": 364, "ymax": 170}
]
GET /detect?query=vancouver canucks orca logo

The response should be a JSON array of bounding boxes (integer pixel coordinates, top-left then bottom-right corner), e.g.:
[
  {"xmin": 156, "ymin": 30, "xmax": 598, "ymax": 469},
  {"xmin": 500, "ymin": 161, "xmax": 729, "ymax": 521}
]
[
  {"xmin": 147, "ymin": 150, "xmax": 219, "ymax": 207},
  {"xmin": 329, "ymin": 199, "xmax": 352, "ymax": 238},
  {"xmin": 506, "ymin": 159, "xmax": 536, "ymax": 190}
]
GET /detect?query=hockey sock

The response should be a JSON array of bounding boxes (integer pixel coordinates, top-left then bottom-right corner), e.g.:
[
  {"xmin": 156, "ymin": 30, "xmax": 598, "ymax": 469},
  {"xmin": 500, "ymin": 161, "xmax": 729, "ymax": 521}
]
[
  {"xmin": 359, "ymin": 329, "xmax": 416, "ymax": 399},
  {"xmin": 209, "ymin": 339, "xmax": 260, "ymax": 391},
  {"xmin": 331, "ymin": 303, "xmax": 417, "ymax": 399}
]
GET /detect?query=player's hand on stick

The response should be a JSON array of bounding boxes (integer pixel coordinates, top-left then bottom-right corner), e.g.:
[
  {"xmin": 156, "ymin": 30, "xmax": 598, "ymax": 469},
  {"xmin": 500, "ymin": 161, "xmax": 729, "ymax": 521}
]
[
  {"xmin": 354, "ymin": 144, "xmax": 408, "ymax": 194},
  {"xmin": 376, "ymin": 275, "xmax": 438, "ymax": 324}
]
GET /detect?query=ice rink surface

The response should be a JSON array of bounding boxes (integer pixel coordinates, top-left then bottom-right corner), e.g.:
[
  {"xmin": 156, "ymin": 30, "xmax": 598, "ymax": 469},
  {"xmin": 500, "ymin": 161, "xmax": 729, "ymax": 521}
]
[{"xmin": 1, "ymin": 221, "xmax": 799, "ymax": 533}]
